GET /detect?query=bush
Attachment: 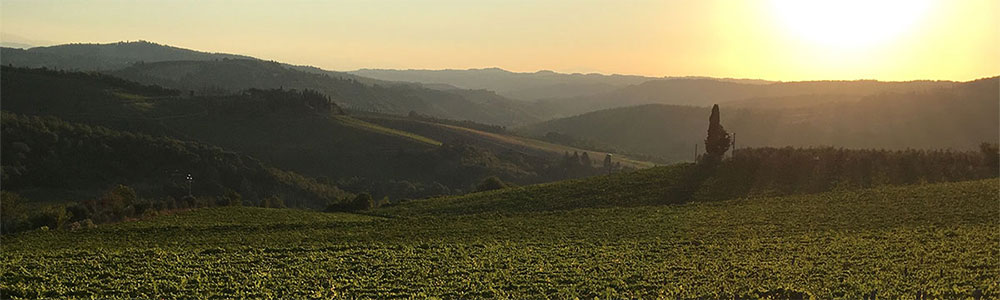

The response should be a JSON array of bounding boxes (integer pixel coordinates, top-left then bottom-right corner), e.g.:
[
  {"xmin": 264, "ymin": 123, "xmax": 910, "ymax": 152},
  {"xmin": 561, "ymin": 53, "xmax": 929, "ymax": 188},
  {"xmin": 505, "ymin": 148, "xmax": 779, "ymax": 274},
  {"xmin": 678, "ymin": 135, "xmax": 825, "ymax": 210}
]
[
  {"xmin": 1, "ymin": 191, "xmax": 29, "ymax": 234},
  {"xmin": 351, "ymin": 193, "xmax": 375, "ymax": 211},
  {"xmin": 261, "ymin": 195, "xmax": 285, "ymax": 208},
  {"xmin": 475, "ymin": 176, "xmax": 508, "ymax": 192},
  {"xmin": 28, "ymin": 205, "xmax": 70, "ymax": 230},
  {"xmin": 981, "ymin": 142, "xmax": 999, "ymax": 175},
  {"xmin": 65, "ymin": 203, "xmax": 91, "ymax": 222},
  {"xmin": 100, "ymin": 184, "xmax": 137, "ymax": 219},
  {"xmin": 218, "ymin": 189, "xmax": 243, "ymax": 206}
]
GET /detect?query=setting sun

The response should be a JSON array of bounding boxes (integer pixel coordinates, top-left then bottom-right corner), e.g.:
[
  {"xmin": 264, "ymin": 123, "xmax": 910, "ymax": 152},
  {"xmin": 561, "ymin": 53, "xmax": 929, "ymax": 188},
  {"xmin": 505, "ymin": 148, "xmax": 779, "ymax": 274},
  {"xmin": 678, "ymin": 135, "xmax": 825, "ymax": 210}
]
[
  {"xmin": 0, "ymin": 1, "xmax": 997, "ymax": 298},
  {"xmin": 769, "ymin": 0, "xmax": 934, "ymax": 50}
]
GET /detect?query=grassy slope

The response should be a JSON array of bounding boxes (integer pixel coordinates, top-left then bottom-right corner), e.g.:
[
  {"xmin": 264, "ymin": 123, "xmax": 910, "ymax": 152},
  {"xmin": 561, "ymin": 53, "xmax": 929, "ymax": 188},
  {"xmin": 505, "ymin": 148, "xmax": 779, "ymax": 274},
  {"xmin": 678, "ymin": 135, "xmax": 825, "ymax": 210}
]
[
  {"xmin": 357, "ymin": 113, "xmax": 656, "ymax": 169},
  {"xmin": 2, "ymin": 179, "xmax": 996, "ymax": 298},
  {"xmin": 379, "ymin": 164, "xmax": 689, "ymax": 216},
  {"xmin": 332, "ymin": 115, "xmax": 441, "ymax": 146}
]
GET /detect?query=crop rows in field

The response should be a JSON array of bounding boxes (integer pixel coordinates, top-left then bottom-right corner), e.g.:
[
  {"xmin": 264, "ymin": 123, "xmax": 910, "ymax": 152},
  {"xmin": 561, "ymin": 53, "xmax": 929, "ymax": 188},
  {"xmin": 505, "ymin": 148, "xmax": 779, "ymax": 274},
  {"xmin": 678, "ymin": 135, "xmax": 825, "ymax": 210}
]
[{"xmin": 2, "ymin": 179, "xmax": 997, "ymax": 298}]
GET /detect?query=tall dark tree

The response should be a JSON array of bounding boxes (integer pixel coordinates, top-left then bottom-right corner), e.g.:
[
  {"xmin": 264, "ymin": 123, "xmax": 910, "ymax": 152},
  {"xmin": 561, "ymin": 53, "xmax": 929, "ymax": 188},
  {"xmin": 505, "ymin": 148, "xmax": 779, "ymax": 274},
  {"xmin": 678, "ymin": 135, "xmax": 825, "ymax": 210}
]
[
  {"xmin": 603, "ymin": 154, "xmax": 613, "ymax": 174},
  {"xmin": 704, "ymin": 104, "xmax": 731, "ymax": 163},
  {"xmin": 580, "ymin": 152, "xmax": 592, "ymax": 168}
]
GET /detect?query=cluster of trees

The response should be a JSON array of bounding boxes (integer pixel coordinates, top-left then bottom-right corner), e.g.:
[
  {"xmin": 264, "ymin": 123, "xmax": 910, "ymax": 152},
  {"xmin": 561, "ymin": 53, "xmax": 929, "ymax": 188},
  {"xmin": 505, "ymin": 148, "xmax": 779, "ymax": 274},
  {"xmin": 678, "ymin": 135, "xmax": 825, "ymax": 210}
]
[
  {"xmin": 332, "ymin": 177, "xmax": 451, "ymax": 204},
  {"xmin": 0, "ymin": 183, "xmax": 295, "ymax": 234},
  {"xmin": 694, "ymin": 145, "xmax": 1000, "ymax": 200},
  {"xmin": 666, "ymin": 104, "xmax": 1000, "ymax": 203},
  {"xmin": 206, "ymin": 88, "xmax": 345, "ymax": 116},
  {"xmin": 678, "ymin": 104, "xmax": 1000, "ymax": 202},
  {"xmin": 2, "ymin": 66, "xmax": 179, "ymax": 97},
  {"xmin": 539, "ymin": 131, "xmax": 664, "ymax": 164},
  {"xmin": 557, "ymin": 151, "xmax": 624, "ymax": 176}
]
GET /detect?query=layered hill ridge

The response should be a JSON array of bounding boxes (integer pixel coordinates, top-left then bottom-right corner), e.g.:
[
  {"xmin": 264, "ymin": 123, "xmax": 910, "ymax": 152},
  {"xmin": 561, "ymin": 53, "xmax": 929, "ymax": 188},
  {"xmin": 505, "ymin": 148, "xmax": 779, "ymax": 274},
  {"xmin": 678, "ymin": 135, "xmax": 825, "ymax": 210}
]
[
  {"xmin": 534, "ymin": 77, "xmax": 961, "ymax": 117},
  {"xmin": 520, "ymin": 76, "xmax": 999, "ymax": 162},
  {"xmin": 1, "ymin": 66, "xmax": 644, "ymax": 201},
  {"xmin": 1, "ymin": 112, "xmax": 350, "ymax": 208},
  {"xmin": 1, "ymin": 41, "xmax": 543, "ymax": 126}
]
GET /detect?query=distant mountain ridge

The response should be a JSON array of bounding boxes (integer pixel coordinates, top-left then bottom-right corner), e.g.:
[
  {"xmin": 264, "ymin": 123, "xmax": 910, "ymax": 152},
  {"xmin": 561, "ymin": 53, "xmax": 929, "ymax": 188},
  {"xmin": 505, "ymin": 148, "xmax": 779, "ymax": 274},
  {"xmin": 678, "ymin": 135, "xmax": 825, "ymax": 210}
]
[
  {"xmin": 519, "ymin": 76, "xmax": 999, "ymax": 162},
  {"xmin": 0, "ymin": 41, "xmax": 543, "ymax": 126},
  {"xmin": 533, "ymin": 77, "xmax": 961, "ymax": 117},
  {"xmin": 350, "ymin": 67, "xmax": 773, "ymax": 101}
]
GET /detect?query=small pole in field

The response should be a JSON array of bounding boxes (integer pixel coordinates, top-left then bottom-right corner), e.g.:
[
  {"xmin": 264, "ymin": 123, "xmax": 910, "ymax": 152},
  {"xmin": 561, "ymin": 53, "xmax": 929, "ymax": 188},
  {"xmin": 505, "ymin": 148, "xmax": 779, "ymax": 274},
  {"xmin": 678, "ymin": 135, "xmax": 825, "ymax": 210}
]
[{"xmin": 694, "ymin": 143, "xmax": 699, "ymax": 162}]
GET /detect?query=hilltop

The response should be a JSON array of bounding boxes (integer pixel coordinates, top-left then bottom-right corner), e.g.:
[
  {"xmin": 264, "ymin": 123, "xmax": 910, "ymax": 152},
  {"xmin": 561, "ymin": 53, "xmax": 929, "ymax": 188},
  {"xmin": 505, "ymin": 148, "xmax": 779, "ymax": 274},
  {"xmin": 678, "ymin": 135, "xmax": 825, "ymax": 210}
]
[{"xmin": 0, "ymin": 41, "xmax": 254, "ymax": 71}]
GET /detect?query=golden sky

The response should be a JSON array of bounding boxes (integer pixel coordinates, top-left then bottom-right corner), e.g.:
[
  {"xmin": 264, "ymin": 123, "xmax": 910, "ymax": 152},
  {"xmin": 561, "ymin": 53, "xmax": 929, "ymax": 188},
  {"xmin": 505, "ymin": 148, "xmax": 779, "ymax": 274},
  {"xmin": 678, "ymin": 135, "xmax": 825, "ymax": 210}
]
[{"xmin": 1, "ymin": 0, "xmax": 997, "ymax": 81}]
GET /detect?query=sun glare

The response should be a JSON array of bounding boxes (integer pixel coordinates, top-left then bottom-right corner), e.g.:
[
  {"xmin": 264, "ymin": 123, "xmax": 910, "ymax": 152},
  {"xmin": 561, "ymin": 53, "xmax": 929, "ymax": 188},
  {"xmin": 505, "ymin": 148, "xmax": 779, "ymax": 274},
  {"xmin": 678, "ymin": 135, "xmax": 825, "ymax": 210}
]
[{"xmin": 770, "ymin": 0, "xmax": 934, "ymax": 49}]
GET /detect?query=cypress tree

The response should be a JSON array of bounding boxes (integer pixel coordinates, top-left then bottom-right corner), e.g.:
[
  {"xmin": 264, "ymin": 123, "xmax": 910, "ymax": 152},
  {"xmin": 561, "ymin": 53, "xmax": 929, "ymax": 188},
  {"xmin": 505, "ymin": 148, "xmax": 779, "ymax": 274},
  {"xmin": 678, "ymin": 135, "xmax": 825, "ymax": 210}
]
[
  {"xmin": 704, "ymin": 104, "xmax": 731, "ymax": 163},
  {"xmin": 603, "ymin": 154, "xmax": 613, "ymax": 174}
]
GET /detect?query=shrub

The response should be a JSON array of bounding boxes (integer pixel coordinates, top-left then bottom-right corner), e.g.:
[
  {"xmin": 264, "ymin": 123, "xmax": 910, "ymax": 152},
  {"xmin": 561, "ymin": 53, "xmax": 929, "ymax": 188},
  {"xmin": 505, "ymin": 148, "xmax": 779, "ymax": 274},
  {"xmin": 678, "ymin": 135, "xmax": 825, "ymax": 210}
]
[
  {"xmin": 261, "ymin": 195, "xmax": 285, "ymax": 208},
  {"xmin": 217, "ymin": 189, "xmax": 243, "ymax": 206},
  {"xmin": 28, "ymin": 205, "xmax": 70, "ymax": 230},
  {"xmin": 1, "ymin": 191, "xmax": 29, "ymax": 234},
  {"xmin": 100, "ymin": 184, "xmax": 137, "ymax": 219},
  {"xmin": 65, "ymin": 203, "xmax": 91, "ymax": 222},
  {"xmin": 351, "ymin": 193, "xmax": 375, "ymax": 211},
  {"xmin": 475, "ymin": 176, "xmax": 508, "ymax": 192}
]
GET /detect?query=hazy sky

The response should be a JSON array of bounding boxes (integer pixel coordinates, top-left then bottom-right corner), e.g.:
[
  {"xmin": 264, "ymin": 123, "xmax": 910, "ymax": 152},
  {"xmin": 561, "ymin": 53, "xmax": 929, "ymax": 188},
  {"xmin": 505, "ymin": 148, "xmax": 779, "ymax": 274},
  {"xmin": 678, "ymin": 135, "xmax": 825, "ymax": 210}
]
[{"xmin": 2, "ymin": 0, "xmax": 997, "ymax": 81}]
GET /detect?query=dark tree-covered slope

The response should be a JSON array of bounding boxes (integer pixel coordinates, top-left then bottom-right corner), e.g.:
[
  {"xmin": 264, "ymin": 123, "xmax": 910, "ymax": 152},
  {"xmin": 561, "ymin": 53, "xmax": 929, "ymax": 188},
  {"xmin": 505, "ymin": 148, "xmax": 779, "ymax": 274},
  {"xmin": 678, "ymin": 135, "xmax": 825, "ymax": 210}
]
[{"xmin": 1, "ymin": 112, "xmax": 350, "ymax": 208}]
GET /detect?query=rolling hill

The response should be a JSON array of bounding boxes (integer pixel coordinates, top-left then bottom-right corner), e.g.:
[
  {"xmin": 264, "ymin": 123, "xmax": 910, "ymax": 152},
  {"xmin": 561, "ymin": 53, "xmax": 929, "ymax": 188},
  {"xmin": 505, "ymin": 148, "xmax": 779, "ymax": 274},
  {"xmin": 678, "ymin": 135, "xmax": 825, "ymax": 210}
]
[
  {"xmin": 0, "ymin": 41, "xmax": 254, "ymax": 71},
  {"xmin": 354, "ymin": 113, "xmax": 655, "ymax": 170},
  {"xmin": 520, "ymin": 77, "xmax": 999, "ymax": 162},
  {"xmin": 0, "ymin": 41, "xmax": 375, "ymax": 83},
  {"xmin": 1, "ymin": 66, "xmax": 640, "ymax": 201},
  {"xmin": 1, "ymin": 41, "xmax": 544, "ymax": 126}
]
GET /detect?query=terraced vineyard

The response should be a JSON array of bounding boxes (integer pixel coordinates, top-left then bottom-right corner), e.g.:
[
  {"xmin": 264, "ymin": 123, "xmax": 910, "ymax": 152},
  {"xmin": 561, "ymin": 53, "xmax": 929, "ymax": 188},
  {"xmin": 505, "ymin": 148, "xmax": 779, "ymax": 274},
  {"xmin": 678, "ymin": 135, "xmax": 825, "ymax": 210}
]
[{"xmin": 2, "ymin": 178, "xmax": 996, "ymax": 298}]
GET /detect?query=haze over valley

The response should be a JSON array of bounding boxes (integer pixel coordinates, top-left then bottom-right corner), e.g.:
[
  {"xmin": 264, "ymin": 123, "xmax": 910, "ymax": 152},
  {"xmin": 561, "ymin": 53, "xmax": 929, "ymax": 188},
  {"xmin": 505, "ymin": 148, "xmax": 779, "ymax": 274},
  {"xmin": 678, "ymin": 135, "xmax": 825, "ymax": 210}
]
[{"xmin": 1, "ymin": 1, "xmax": 997, "ymax": 298}]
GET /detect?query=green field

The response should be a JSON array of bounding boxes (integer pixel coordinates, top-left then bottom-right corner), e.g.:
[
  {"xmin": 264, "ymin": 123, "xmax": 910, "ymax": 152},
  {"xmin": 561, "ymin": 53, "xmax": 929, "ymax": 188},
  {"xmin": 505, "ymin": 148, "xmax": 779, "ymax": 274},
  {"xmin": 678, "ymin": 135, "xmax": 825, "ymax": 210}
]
[{"xmin": 2, "ymin": 177, "xmax": 996, "ymax": 299}]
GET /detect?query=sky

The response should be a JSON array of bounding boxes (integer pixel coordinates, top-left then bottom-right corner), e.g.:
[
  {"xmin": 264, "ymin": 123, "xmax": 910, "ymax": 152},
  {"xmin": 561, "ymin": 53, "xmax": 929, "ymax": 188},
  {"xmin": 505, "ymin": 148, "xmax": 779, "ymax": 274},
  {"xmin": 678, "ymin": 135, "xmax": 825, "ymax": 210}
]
[{"xmin": 1, "ymin": 0, "xmax": 997, "ymax": 81}]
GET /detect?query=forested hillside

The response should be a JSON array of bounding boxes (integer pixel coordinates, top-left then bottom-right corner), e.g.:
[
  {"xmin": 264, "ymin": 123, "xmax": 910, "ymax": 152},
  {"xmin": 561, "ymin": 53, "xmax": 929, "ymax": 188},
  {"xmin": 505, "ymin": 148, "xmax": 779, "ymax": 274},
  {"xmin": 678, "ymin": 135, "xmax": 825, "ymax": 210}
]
[
  {"xmin": 521, "ymin": 77, "xmax": 999, "ymax": 162},
  {"xmin": 1, "ymin": 67, "xmax": 624, "ymax": 203},
  {"xmin": 110, "ymin": 59, "xmax": 541, "ymax": 125},
  {"xmin": 0, "ymin": 112, "xmax": 352, "ymax": 234}
]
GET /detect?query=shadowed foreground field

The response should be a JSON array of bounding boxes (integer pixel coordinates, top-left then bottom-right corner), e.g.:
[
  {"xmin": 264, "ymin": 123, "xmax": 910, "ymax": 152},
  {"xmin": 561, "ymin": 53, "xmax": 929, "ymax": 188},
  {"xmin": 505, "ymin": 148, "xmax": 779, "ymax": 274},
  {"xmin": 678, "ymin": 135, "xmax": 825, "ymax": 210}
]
[{"xmin": 2, "ymin": 179, "xmax": 997, "ymax": 298}]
